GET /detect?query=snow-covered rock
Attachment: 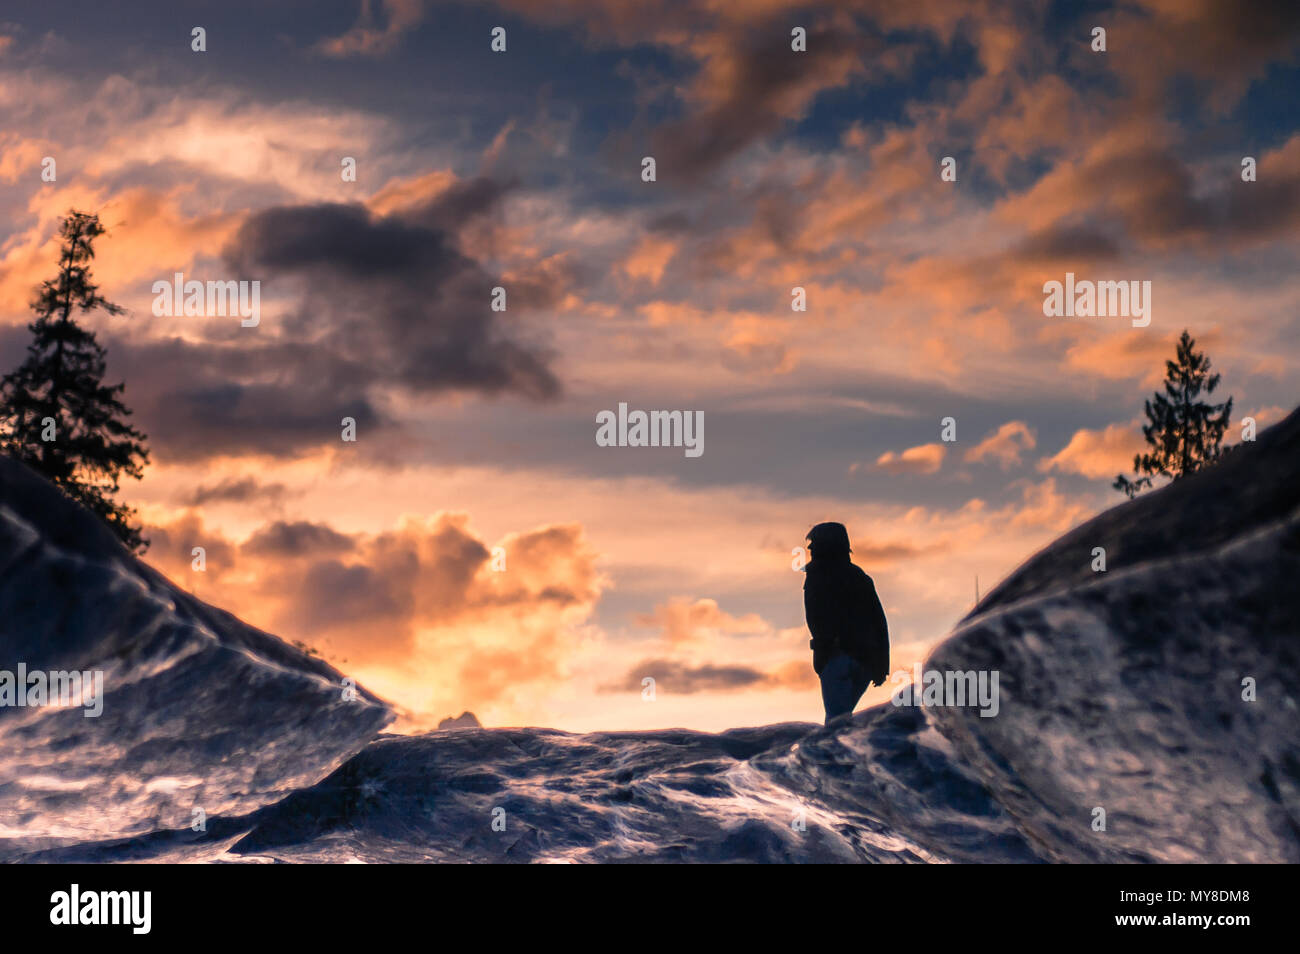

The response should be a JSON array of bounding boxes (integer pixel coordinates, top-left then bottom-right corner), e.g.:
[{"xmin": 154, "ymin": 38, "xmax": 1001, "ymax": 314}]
[{"xmin": 0, "ymin": 457, "xmax": 392, "ymax": 860}]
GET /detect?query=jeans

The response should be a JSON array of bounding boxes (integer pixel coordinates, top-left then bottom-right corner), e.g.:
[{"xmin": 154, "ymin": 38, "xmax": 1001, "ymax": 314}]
[{"xmin": 820, "ymin": 653, "xmax": 869, "ymax": 724}]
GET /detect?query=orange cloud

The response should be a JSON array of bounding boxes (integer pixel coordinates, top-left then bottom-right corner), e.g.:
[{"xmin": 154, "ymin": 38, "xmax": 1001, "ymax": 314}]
[
  {"xmin": 1008, "ymin": 478, "xmax": 1092, "ymax": 533},
  {"xmin": 621, "ymin": 235, "xmax": 678, "ymax": 286},
  {"xmin": 367, "ymin": 169, "xmax": 459, "ymax": 217},
  {"xmin": 1064, "ymin": 330, "xmax": 1201, "ymax": 384},
  {"xmin": 316, "ymin": 0, "xmax": 426, "ymax": 57},
  {"xmin": 636, "ymin": 597, "xmax": 770, "ymax": 645},
  {"xmin": 875, "ymin": 442, "xmax": 946, "ymax": 475},
  {"xmin": 0, "ymin": 134, "xmax": 51, "ymax": 184},
  {"xmin": 965, "ymin": 420, "xmax": 1036, "ymax": 469},
  {"xmin": 1243, "ymin": 405, "xmax": 1286, "ymax": 429},
  {"xmin": 1038, "ymin": 423, "xmax": 1146, "ymax": 479},
  {"xmin": 142, "ymin": 508, "xmax": 605, "ymax": 726}
]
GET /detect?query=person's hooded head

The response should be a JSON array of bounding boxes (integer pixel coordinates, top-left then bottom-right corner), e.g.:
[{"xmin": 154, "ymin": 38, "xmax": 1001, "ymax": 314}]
[{"xmin": 806, "ymin": 521, "xmax": 851, "ymax": 563}]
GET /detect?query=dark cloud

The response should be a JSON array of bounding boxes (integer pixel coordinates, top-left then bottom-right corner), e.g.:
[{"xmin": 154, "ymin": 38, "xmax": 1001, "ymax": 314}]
[
  {"xmin": 184, "ymin": 476, "xmax": 290, "ymax": 507},
  {"xmin": 650, "ymin": 23, "xmax": 869, "ymax": 181},
  {"xmin": 406, "ymin": 175, "xmax": 518, "ymax": 232},
  {"xmin": 852, "ymin": 540, "xmax": 941, "ymax": 564},
  {"xmin": 602, "ymin": 658, "xmax": 770, "ymax": 694},
  {"xmin": 1065, "ymin": 148, "xmax": 1300, "ymax": 249},
  {"xmin": 395, "ymin": 518, "xmax": 491, "ymax": 623},
  {"xmin": 108, "ymin": 334, "xmax": 382, "ymax": 461},
  {"xmin": 290, "ymin": 558, "xmax": 415, "ymax": 638},
  {"xmin": 142, "ymin": 513, "xmax": 237, "ymax": 578},
  {"xmin": 224, "ymin": 194, "xmax": 561, "ymax": 400},
  {"xmin": 1010, "ymin": 225, "xmax": 1122, "ymax": 264},
  {"xmin": 97, "ymin": 182, "xmax": 563, "ymax": 463},
  {"xmin": 1122, "ymin": 0, "xmax": 1300, "ymax": 97},
  {"xmin": 647, "ymin": 211, "xmax": 693, "ymax": 233},
  {"xmin": 242, "ymin": 520, "xmax": 357, "ymax": 558},
  {"xmin": 228, "ymin": 203, "xmax": 439, "ymax": 277}
]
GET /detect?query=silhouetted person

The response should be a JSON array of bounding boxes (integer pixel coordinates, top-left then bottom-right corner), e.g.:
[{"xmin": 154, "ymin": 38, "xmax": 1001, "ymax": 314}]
[{"xmin": 803, "ymin": 522, "xmax": 889, "ymax": 724}]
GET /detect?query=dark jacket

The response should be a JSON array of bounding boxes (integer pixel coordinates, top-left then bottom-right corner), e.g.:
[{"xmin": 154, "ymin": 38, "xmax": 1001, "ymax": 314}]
[{"xmin": 804, "ymin": 556, "xmax": 890, "ymax": 683}]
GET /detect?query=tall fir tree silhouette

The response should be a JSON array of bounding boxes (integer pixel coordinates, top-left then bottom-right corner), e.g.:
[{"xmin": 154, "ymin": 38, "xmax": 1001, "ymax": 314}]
[
  {"xmin": 1114, "ymin": 329, "xmax": 1233, "ymax": 499},
  {"xmin": 0, "ymin": 211, "xmax": 150, "ymax": 551}
]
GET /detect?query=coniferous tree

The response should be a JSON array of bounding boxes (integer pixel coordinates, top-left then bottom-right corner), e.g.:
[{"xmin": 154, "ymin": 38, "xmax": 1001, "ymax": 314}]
[
  {"xmin": 1114, "ymin": 329, "xmax": 1233, "ymax": 499},
  {"xmin": 0, "ymin": 211, "xmax": 150, "ymax": 551}
]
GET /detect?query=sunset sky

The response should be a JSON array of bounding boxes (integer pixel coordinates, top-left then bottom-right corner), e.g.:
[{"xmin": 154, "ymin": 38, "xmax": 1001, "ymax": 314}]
[{"xmin": 1, "ymin": 0, "xmax": 1297, "ymax": 732}]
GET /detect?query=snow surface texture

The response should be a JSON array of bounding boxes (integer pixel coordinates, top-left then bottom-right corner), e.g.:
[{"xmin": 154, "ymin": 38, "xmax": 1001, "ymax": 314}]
[
  {"xmin": 1, "ymin": 408, "xmax": 1296, "ymax": 862},
  {"xmin": 0, "ymin": 458, "xmax": 392, "ymax": 861}
]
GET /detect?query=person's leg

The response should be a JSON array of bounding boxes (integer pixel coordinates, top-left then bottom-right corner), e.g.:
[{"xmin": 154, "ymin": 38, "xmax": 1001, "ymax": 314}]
[
  {"xmin": 848, "ymin": 659, "xmax": 871, "ymax": 710},
  {"xmin": 819, "ymin": 653, "xmax": 857, "ymax": 724}
]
